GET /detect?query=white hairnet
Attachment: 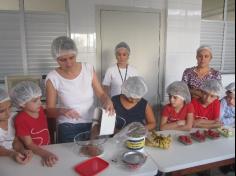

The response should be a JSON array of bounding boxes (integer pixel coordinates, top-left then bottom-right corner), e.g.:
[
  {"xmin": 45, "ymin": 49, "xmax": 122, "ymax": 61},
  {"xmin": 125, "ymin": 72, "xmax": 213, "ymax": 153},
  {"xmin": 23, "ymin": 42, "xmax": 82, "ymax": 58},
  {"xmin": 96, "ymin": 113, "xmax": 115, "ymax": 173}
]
[
  {"xmin": 167, "ymin": 81, "xmax": 191, "ymax": 103},
  {"xmin": 121, "ymin": 76, "xmax": 148, "ymax": 99},
  {"xmin": 196, "ymin": 45, "xmax": 213, "ymax": 58},
  {"xmin": 200, "ymin": 80, "xmax": 224, "ymax": 98},
  {"xmin": 225, "ymin": 82, "xmax": 235, "ymax": 94},
  {"xmin": 51, "ymin": 36, "xmax": 78, "ymax": 59},
  {"xmin": 0, "ymin": 88, "xmax": 10, "ymax": 103},
  {"xmin": 115, "ymin": 42, "xmax": 130, "ymax": 55},
  {"xmin": 10, "ymin": 81, "xmax": 42, "ymax": 107}
]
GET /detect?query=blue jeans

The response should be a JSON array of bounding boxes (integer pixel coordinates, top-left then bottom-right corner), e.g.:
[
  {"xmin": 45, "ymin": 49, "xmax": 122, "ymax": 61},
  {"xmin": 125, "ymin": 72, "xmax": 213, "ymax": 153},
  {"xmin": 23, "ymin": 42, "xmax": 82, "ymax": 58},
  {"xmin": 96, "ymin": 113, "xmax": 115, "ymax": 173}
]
[{"xmin": 57, "ymin": 123, "xmax": 92, "ymax": 143}]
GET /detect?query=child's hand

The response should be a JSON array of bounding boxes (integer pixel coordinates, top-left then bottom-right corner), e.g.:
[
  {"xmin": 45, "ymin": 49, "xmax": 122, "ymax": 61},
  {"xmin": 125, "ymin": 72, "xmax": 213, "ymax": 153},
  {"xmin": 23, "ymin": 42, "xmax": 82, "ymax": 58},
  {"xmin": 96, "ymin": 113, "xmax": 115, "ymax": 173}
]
[
  {"xmin": 42, "ymin": 152, "xmax": 58, "ymax": 167},
  {"xmin": 20, "ymin": 150, "xmax": 33, "ymax": 163},
  {"xmin": 13, "ymin": 151, "xmax": 30, "ymax": 164},
  {"xmin": 177, "ymin": 120, "xmax": 186, "ymax": 126}
]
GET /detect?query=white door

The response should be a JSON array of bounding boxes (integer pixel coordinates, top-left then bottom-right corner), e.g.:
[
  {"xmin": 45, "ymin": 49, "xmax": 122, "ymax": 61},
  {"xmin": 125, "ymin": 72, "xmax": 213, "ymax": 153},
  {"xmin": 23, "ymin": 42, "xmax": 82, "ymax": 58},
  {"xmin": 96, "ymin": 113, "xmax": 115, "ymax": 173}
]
[{"xmin": 100, "ymin": 9, "xmax": 161, "ymax": 107}]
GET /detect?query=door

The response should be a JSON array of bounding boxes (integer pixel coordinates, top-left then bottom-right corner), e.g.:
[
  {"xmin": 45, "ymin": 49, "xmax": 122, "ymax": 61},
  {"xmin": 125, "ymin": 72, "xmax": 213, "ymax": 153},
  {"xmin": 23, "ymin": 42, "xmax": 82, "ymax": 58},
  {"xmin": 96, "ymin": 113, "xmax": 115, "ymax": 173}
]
[{"xmin": 100, "ymin": 9, "xmax": 161, "ymax": 107}]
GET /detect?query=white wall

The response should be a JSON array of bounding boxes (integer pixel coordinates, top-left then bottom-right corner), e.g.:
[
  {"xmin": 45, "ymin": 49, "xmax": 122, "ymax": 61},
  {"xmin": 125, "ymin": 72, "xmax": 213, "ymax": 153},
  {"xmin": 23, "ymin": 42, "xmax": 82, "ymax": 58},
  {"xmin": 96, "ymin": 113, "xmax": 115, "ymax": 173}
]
[{"xmin": 68, "ymin": 0, "xmax": 235, "ymax": 101}]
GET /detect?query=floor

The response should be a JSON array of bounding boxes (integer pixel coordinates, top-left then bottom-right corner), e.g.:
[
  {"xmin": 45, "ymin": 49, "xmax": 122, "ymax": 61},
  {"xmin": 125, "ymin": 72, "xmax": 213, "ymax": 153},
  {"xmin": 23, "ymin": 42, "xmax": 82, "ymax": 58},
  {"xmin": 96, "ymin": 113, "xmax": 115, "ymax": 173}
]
[{"xmin": 187, "ymin": 166, "xmax": 235, "ymax": 176}]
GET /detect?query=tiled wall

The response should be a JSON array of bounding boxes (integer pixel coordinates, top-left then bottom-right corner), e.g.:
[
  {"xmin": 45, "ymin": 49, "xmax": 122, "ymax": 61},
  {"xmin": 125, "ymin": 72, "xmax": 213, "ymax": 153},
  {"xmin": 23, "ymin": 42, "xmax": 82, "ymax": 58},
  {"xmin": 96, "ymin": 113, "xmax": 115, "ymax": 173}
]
[{"xmin": 68, "ymin": 0, "xmax": 202, "ymax": 102}]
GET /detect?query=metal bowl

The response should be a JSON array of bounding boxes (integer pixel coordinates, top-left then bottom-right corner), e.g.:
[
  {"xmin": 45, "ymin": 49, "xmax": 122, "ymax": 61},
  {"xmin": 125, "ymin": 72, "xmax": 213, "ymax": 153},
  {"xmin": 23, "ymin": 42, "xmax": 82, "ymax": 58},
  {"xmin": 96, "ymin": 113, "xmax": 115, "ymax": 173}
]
[{"xmin": 121, "ymin": 151, "xmax": 147, "ymax": 169}]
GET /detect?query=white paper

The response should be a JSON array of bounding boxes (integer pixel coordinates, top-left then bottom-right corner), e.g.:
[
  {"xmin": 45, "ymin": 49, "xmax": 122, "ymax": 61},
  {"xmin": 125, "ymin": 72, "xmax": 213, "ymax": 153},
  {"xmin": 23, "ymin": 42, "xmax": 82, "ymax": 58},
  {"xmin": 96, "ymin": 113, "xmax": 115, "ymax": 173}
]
[{"xmin": 95, "ymin": 108, "xmax": 116, "ymax": 136}]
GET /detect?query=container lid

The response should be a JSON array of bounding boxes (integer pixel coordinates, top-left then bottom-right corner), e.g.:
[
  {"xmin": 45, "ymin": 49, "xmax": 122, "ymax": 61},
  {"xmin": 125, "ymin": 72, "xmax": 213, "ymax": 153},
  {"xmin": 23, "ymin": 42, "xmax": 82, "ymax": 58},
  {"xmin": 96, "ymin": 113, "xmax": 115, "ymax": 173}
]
[
  {"xmin": 74, "ymin": 157, "xmax": 109, "ymax": 176},
  {"xmin": 121, "ymin": 151, "xmax": 146, "ymax": 165}
]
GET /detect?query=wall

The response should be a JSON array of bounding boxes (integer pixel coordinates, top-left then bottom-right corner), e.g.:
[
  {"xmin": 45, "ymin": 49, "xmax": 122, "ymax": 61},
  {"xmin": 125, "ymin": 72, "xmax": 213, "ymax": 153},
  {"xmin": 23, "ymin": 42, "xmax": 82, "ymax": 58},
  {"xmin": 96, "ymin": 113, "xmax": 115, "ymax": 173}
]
[
  {"xmin": 68, "ymin": 0, "xmax": 201, "ymax": 101},
  {"xmin": 68, "ymin": 0, "xmax": 234, "ymax": 102}
]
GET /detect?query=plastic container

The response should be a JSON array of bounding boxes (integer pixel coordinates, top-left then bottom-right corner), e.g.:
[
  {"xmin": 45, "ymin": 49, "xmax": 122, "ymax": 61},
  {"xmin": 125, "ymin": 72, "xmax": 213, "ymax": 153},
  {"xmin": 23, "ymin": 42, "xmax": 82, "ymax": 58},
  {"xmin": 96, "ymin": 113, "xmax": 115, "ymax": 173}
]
[
  {"xmin": 74, "ymin": 157, "xmax": 109, "ymax": 176},
  {"xmin": 126, "ymin": 135, "xmax": 145, "ymax": 151},
  {"xmin": 74, "ymin": 131, "xmax": 108, "ymax": 157}
]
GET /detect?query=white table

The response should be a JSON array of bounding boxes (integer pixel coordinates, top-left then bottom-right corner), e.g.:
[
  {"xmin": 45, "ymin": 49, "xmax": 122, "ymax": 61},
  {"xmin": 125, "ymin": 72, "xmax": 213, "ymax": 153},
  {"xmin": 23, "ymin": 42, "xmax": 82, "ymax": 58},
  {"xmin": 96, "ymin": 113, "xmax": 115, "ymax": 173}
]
[
  {"xmin": 145, "ymin": 128, "xmax": 235, "ymax": 175},
  {"xmin": 0, "ymin": 138, "xmax": 158, "ymax": 176}
]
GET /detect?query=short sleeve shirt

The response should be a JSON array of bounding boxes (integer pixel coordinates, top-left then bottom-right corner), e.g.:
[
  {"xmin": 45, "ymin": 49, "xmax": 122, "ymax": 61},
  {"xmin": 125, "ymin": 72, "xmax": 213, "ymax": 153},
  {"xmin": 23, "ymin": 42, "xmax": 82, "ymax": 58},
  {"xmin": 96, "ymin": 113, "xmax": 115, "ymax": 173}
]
[
  {"xmin": 102, "ymin": 64, "xmax": 138, "ymax": 97},
  {"xmin": 0, "ymin": 113, "xmax": 16, "ymax": 150},
  {"xmin": 162, "ymin": 103, "xmax": 194, "ymax": 123},
  {"xmin": 15, "ymin": 107, "xmax": 50, "ymax": 146},
  {"xmin": 191, "ymin": 98, "xmax": 220, "ymax": 121},
  {"xmin": 182, "ymin": 66, "xmax": 222, "ymax": 89}
]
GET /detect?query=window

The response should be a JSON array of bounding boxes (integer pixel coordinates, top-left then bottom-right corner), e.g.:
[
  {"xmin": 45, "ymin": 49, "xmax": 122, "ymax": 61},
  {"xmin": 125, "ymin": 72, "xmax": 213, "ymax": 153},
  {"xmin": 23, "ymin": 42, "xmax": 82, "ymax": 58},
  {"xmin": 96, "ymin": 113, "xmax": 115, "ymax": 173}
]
[
  {"xmin": 0, "ymin": 0, "xmax": 68, "ymax": 81},
  {"xmin": 201, "ymin": 0, "xmax": 235, "ymax": 73}
]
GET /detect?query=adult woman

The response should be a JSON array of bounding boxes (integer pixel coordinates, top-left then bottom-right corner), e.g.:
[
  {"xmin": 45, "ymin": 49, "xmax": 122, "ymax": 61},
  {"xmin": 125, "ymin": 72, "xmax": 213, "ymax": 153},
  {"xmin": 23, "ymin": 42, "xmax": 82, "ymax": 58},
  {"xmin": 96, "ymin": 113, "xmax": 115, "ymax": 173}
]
[
  {"xmin": 182, "ymin": 45, "xmax": 222, "ymax": 99},
  {"xmin": 45, "ymin": 36, "xmax": 114, "ymax": 143},
  {"xmin": 102, "ymin": 42, "xmax": 138, "ymax": 97}
]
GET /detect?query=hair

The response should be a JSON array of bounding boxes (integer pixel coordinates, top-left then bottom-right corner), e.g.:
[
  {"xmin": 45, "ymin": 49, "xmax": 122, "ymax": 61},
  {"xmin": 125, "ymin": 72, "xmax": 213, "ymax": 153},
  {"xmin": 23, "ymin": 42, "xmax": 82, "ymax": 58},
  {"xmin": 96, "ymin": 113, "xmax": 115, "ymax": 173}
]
[{"xmin": 196, "ymin": 45, "xmax": 213, "ymax": 58}]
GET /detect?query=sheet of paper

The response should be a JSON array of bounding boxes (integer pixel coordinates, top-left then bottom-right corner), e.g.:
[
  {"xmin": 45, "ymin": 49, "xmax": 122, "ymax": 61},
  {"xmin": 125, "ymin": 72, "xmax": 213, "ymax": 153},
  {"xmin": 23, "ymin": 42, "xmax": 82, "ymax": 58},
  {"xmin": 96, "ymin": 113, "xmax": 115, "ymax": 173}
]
[{"xmin": 99, "ymin": 109, "xmax": 116, "ymax": 136}]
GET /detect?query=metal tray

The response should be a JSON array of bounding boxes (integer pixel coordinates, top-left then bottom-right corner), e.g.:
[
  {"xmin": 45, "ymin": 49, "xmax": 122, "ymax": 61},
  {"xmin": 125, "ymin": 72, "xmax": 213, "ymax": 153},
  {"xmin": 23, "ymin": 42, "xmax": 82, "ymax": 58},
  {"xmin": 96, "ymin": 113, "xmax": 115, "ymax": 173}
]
[{"xmin": 121, "ymin": 151, "xmax": 146, "ymax": 165}]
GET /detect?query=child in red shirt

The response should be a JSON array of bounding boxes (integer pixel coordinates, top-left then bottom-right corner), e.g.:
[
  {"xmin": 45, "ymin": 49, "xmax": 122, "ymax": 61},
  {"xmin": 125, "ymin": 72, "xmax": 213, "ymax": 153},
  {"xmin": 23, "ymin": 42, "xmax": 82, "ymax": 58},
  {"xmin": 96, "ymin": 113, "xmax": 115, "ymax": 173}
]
[
  {"xmin": 160, "ymin": 81, "xmax": 194, "ymax": 131},
  {"xmin": 10, "ymin": 81, "xmax": 58, "ymax": 167},
  {"xmin": 192, "ymin": 79, "xmax": 224, "ymax": 129}
]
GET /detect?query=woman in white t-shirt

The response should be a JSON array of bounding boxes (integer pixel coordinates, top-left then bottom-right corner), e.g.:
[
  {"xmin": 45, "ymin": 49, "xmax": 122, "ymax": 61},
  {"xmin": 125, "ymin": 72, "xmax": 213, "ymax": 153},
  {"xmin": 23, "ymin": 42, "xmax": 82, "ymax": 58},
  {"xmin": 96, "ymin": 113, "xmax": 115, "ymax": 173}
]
[
  {"xmin": 46, "ymin": 36, "xmax": 114, "ymax": 143},
  {"xmin": 102, "ymin": 42, "xmax": 138, "ymax": 97}
]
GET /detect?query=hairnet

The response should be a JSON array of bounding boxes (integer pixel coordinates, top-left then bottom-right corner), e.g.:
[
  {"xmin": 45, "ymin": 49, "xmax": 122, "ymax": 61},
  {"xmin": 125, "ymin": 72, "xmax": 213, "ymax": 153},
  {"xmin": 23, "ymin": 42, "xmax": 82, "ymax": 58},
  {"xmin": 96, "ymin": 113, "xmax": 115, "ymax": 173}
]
[
  {"xmin": 51, "ymin": 36, "xmax": 78, "ymax": 59},
  {"xmin": 200, "ymin": 80, "xmax": 224, "ymax": 98},
  {"xmin": 196, "ymin": 45, "xmax": 213, "ymax": 58},
  {"xmin": 10, "ymin": 81, "xmax": 42, "ymax": 107},
  {"xmin": 225, "ymin": 82, "xmax": 235, "ymax": 94},
  {"xmin": 115, "ymin": 42, "xmax": 131, "ymax": 55},
  {"xmin": 121, "ymin": 76, "xmax": 148, "ymax": 99},
  {"xmin": 167, "ymin": 81, "xmax": 191, "ymax": 103},
  {"xmin": 0, "ymin": 88, "xmax": 10, "ymax": 103}
]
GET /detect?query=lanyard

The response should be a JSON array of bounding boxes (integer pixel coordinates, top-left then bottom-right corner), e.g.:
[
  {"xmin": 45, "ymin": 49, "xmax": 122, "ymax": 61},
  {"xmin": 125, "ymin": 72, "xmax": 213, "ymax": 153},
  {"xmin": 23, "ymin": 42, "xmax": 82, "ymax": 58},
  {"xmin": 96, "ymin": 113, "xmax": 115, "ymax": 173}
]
[{"xmin": 117, "ymin": 64, "xmax": 128, "ymax": 83}]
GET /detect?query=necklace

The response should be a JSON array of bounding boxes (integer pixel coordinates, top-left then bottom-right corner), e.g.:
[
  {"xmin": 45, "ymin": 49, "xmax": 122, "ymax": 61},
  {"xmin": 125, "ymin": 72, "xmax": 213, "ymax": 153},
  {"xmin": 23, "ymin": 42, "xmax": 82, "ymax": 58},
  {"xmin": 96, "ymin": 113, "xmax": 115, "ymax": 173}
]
[{"xmin": 117, "ymin": 64, "xmax": 128, "ymax": 83}]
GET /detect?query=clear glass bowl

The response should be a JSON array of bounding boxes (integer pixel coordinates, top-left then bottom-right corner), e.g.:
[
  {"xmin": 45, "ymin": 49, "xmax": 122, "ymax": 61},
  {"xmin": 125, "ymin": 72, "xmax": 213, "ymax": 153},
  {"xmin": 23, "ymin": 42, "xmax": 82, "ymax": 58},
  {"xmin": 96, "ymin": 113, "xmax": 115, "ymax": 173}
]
[{"xmin": 74, "ymin": 131, "xmax": 108, "ymax": 157}]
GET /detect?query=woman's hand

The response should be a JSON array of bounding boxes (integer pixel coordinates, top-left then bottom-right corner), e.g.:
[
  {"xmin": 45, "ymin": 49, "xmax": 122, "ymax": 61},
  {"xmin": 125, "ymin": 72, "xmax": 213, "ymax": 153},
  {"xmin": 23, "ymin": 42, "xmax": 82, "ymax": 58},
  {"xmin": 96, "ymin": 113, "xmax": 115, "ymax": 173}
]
[
  {"xmin": 103, "ymin": 98, "xmax": 115, "ymax": 115},
  {"xmin": 60, "ymin": 108, "xmax": 80, "ymax": 119},
  {"xmin": 41, "ymin": 152, "xmax": 58, "ymax": 167}
]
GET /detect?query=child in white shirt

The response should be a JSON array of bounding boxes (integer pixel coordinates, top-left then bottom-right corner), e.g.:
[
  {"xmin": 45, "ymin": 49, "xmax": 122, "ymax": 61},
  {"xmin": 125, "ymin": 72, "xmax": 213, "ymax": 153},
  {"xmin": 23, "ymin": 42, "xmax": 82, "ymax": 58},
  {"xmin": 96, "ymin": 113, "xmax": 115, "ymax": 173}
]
[{"xmin": 0, "ymin": 88, "xmax": 32, "ymax": 164}]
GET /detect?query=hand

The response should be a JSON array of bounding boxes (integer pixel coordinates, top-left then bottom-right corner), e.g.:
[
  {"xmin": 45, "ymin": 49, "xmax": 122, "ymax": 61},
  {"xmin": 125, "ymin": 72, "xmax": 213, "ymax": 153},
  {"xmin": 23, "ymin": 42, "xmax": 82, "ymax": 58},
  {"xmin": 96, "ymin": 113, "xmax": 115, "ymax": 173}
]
[
  {"xmin": 20, "ymin": 150, "xmax": 33, "ymax": 164},
  {"xmin": 177, "ymin": 120, "xmax": 186, "ymax": 126},
  {"xmin": 42, "ymin": 152, "xmax": 58, "ymax": 167},
  {"xmin": 13, "ymin": 151, "xmax": 30, "ymax": 165},
  {"xmin": 103, "ymin": 98, "xmax": 115, "ymax": 116},
  {"xmin": 60, "ymin": 108, "xmax": 80, "ymax": 119}
]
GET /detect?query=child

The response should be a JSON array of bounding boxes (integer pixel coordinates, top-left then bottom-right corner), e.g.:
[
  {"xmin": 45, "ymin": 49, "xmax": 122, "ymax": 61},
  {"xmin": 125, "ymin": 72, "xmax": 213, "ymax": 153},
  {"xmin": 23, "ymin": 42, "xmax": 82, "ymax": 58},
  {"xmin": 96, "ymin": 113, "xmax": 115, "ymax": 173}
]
[
  {"xmin": 0, "ymin": 88, "xmax": 32, "ymax": 164},
  {"xmin": 220, "ymin": 82, "xmax": 235, "ymax": 126},
  {"xmin": 112, "ymin": 76, "xmax": 156, "ymax": 130},
  {"xmin": 192, "ymin": 79, "xmax": 224, "ymax": 129},
  {"xmin": 10, "ymin": 81, "xmax": 58, "ymax": 167},
  {"xmin": 160, "ymin": 81, "xmax": 194, "ymax": 131}
]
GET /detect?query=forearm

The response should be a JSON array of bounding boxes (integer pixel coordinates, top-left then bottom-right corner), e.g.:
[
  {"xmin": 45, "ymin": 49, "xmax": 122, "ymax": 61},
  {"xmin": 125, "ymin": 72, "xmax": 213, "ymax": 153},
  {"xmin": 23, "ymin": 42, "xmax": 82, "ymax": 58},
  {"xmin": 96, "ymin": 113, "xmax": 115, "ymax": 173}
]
[
  {"xmin": 25, "ymin": 143, "xmax": 52, "ymax": 158},
  {"xmin": 0, "ymin": 146, "xmax": 15, "ymax": 157},
  {"xmin": 160, "ymin": 122, "xmax": 179, "ymax": 131},
  {"xmin": 13, "ymin": 139, "xmax": 25, "ymax": 153},
  {"xmin": 145, "ymin": 123, "xmax": 156, "ymax": 131},
  {"xmin": 194, "ymin": 120, "xmax": 221, "ymax": 129}
]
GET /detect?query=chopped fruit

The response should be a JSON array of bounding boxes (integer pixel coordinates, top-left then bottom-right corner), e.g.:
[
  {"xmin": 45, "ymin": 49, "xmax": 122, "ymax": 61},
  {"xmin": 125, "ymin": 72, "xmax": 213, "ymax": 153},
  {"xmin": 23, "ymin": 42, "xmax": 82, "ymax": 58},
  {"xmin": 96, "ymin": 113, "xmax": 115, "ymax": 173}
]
[
  {"xmin": 217, "ymin": 127, "xmax": 234, "ymax": 137},
  {"xmin": 178, "ymin": 135, "xmax": 192, "ymax": 145},
  {"xmin": 204, "ymin": 129, "xmax": 220, "ymax": 139},
  {"xmin": 190, "ymin": 130, "xmax": 206, "ymax": 142}
]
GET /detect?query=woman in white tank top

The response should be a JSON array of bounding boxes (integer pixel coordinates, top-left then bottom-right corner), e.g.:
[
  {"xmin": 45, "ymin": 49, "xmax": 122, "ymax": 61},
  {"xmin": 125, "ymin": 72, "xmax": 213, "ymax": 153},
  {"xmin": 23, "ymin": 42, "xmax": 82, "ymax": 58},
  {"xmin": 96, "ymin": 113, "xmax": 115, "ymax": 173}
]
[{"xmin": 46, "ymin": 36, "xmax": 114, "ymax": 143}]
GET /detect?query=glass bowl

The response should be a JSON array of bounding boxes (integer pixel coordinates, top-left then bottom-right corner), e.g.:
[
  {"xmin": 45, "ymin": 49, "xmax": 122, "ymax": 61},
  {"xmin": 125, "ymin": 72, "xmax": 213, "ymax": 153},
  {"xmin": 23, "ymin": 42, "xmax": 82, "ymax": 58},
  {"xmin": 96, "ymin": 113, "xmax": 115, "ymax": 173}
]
[{"xmin": 74, "ymin": 131, "xmax": 108, "ymax": 157}]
